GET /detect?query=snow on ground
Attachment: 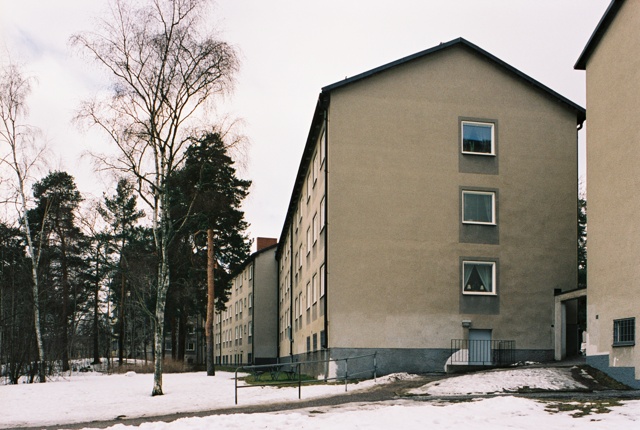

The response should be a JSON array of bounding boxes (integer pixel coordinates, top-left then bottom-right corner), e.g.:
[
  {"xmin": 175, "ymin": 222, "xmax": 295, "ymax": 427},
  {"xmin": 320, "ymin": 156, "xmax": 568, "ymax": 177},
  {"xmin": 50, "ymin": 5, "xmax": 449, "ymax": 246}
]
[
  {"xmin": 410, "ymin": 367, "xmax": 587, "ymax": 396},
  {"xmin": 1, "ymin": 367, "xmax": 639, "ymax": 430}
]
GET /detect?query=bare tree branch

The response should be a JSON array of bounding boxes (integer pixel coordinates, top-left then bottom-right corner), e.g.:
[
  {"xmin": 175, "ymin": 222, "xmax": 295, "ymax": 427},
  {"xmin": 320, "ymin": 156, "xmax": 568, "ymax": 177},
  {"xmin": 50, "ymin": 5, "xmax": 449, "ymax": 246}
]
[{"xmin": 71, "ymin": 0, "xmax": 239, "ymax": 396}]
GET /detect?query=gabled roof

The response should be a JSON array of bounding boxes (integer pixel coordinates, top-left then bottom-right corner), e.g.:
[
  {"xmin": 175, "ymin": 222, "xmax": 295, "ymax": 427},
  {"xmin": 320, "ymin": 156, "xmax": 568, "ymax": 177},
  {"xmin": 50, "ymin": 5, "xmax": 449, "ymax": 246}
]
[
  {"xmin": 323, "ymin": 37, "xmax": 585, "ymax": 124},
  {"xmin": 276, "ymin": 37, "xmax": 586, "ymax": 256},
  {"xmin": 230, "ymin": 242, "xmax": 277, "ymax": 280},
  {"xmin": 575, "ymin": 0, "xmax": 624, "ymax": 70}
]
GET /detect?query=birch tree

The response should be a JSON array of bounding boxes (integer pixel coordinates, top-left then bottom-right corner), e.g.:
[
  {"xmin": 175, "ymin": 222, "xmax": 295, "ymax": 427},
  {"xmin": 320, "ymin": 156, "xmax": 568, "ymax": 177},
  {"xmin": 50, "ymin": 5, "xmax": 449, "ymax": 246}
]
[
  {"xmin": 0, "ymin": 63, "xmax": 47, "ymax": 382},
  {"xmin": 72, "ymin": 0, "xmax": 239, "ymax": 395}
]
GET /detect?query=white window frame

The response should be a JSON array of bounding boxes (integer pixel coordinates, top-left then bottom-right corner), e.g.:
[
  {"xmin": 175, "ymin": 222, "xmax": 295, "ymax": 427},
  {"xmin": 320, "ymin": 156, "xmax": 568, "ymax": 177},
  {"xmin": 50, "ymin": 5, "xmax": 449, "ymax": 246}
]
[
  {"xmin": 461, "ymin": 121, "xmax": 495, "ymax": 156},
  {"xmin": 312, "ymin": 273, "xmax": 318, "ymax": 304},
  {"xmin": 298, "ymin": 244, "xmax": 303, "ymax": 268},
  {"xmin": 462, "ymin": 190, "xmax": 496, "ymax": 225},
  {"xmin": 320, "ymin": 129, "xmax": 326, "ymax": 164},
  {"xmin": 313, "ymin": 213, "xmax": 318, "ymax": 244},
  {"xmin": 307, "ymin": 227, "xmax": 311, "ymax": 255},
  {"xmin": 320, "ymin": 196, "xmax": 326, "ymax": 230},
  {"xmin": 298, "ymin": 292, "xmax": 303, "ymax": 317},
  {"xmin": 320, "ymin": 264, "xmax": 325, "ymax": 297},
  {"xmin": 307, "ymin": 173, "xmax": 311, "ymax": 202},
  {"xmin": 313, "ymin": 152, "xmax": 318, "ymax": 185},
  {"xmin": 306, "ymin": 282, "xmax": 311, "ymax": 309},
  {"xmin": 462, "ymin": 260, "xmax": 497, "ymax": 296}
]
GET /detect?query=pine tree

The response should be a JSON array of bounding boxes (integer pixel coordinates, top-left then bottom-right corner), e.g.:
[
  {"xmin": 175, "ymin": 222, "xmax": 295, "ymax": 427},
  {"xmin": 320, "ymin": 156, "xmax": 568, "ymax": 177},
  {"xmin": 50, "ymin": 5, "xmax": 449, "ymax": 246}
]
[
  {"xmin": 169, "ymin": 132, "xmax": 250, "ymax": 373},
  {"xmin": 28, "ymin": 171, "xmax": 85, "ymax": 372},
  {"xmin": 99, "ymin": 179, "xmax": 145, "ymax": 365}
]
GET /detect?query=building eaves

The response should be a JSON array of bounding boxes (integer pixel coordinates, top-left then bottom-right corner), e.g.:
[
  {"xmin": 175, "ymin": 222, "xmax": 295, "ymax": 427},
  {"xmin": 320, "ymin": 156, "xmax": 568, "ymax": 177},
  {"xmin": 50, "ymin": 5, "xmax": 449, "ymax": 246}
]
[
  {"xmin": 323, "ymin": 37, "xmax": 585, "ymax": 125},
  {"xmin": 575, "ymin": 0, "xmax": 623, "ymax": 70}
]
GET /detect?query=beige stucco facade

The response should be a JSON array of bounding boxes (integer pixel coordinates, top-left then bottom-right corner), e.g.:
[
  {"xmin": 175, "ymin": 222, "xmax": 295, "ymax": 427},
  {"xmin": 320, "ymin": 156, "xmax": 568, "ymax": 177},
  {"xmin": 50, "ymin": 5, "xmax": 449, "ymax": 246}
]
[
  {"xmin": 576, "ymin": 0, "xmax": 640, "ymax": 387},
  {"xmin": 278, "ymin": 38, "xmax": 582, "ymax": 374},
  {"xmin": 217, "ymin": 242, "xmax": 278, "ymax": 365}
]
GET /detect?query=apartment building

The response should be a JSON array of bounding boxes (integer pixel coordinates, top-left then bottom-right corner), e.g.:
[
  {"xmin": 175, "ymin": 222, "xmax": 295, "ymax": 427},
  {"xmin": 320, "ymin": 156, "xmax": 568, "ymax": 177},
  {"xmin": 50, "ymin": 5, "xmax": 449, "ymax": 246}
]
[
  {"xmin": 277, "ymin": 37, "xmax": 585, "ymax": 376},
  {"xmin": 216, "ymin": 238, "xmax": 278, "ymax": 366},
  {"xmin": 575, "ymin": 0, "xmax": 640, "ymax": 388}
]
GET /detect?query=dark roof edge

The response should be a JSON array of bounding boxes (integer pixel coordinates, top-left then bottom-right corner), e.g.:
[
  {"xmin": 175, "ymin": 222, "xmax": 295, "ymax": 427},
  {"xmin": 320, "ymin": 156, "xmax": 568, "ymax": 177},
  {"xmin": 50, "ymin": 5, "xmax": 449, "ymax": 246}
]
[
  {"xmin": 276, "ymin": 97, "xmax": 327, "ymax": 257},
  {"xmin": 323, "ymin": 37, "xmax": 585, "ymax": 124},
  {"xmin": 575, "ymin": 0, "xmax": 623, "ymax": 70}
]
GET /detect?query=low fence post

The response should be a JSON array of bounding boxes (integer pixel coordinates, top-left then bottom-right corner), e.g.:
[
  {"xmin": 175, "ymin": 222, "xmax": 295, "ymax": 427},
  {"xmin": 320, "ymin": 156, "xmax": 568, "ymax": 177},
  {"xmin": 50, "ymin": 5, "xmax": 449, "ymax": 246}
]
[
  {"xmin": 373, "ymin": 351, "xmax": 377, "ymax": 381},
  {"xmin": 234, "ymin": 367, "xmax": 239, "ymax": 405},
  {"xmin": 297, "ymin": 362, "xmax": 301, "ymax": 400},
  {"xmin": 344, "ymin": 358, "xmax": 349, "ymax": 392}
]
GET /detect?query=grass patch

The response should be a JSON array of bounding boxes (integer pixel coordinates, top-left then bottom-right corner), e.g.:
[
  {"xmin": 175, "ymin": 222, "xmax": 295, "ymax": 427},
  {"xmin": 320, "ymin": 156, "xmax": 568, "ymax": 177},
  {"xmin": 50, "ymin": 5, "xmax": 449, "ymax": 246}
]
[
  {"xmin": 543, "ymin": 399, "xmax": 623, "ymax": 418},
  {"xmin": 243, "ymin": 370, "xmax": 317, "ymax": 385}
]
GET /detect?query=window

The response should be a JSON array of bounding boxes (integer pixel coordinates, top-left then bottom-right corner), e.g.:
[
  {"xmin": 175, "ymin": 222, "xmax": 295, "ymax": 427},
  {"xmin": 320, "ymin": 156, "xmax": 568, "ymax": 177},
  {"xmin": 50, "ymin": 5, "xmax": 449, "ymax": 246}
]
[
  {"xmin": 312, "ymin": 273, "xmax": 318, "ymax": 304},
  {"xmin": 613, "ymin": 318, "xmax": 635, "ymax": 346},
  {"xmin": 320, "ymin": 129, "xmax": 326, "ymax": 164},
  {"xmin": 307, "ymin": 174, "xmax": 311, "ymax": 202},
  {"xmin": 249, "ymin": 265, "xmax": 253, "ymax": 280},
  {"xmin": 248, "ymin": 293, "xmax": 253, "ymax": 309},
  {"xmin": 313, "ymin": 153, "xmax": 319, "ymax": 185},
  {"xmin": 462, "ymin": 121, "xmax": 494, "ymax": 155},
  {"xmin": 320, "ymin": 197, "xmax": 325, "ymax": 230},
  {"xmin": 298, "ymin": 244, "xmax": 303, "ymax": 268},
  {"xmin": 187, "ymin": 342, "xmax": 195, "ymax": 352},
  {"xmin": 462, "ymin": 261, "xmax": 496, "ymax": 295},
  {"xmin": 463, "ymin": 191, "xmax": 495, "ymax": 225},
  {"xmin": 313, "ymin": 213, "xmax": 318, "ymax": 244},
  {"xmin": 306, "ymin": 282, "xmax": 311, "ymax": 309},
  {"xmin": 307, "ymin": 227, "xmax": 311, "ymax": 255},
  {"xmin": 320, "ymin": 264, "xmax": 325, "ymax": 297}
]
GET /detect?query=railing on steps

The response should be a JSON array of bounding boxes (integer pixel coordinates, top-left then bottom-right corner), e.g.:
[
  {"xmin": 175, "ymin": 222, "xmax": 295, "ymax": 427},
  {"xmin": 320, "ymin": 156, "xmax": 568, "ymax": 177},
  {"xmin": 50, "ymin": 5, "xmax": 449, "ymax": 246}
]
[{"xmin": 450, "ymin": 339, "xmax": 516, "ymax": 367}]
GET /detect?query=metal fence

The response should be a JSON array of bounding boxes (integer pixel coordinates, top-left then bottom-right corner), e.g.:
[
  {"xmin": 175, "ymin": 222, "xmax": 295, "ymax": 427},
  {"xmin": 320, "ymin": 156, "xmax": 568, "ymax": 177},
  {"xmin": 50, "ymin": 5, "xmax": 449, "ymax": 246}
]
[
  {"xmin": 449, "ymin": 339, "xmax": 515, "ymax": 366},
  {"xmin": 234, "ymin": 352, "xmax": 377, "ymax": 404}
]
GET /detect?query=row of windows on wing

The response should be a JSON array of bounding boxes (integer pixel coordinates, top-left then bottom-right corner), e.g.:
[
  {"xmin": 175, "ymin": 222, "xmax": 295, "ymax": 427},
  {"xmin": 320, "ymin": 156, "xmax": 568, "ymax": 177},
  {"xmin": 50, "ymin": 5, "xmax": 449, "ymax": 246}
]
[{"xmin": 462, "ymin": 121, "xmax": 496, "ymax": 295}]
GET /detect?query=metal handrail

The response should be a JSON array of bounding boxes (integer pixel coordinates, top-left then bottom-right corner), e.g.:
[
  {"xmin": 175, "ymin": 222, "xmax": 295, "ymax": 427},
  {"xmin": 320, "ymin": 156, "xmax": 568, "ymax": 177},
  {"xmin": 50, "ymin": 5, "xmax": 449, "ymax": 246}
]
[{"xmin": 234, "ymin": 352, "xmax": 377, "ymax": 404}]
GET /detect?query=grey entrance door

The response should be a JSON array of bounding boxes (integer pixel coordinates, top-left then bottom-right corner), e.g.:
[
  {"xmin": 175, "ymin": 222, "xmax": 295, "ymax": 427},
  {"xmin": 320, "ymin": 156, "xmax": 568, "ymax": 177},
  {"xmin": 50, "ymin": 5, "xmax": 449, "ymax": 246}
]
[{"xmin": 469, "ymin": 329, "xmax": 492, "ymax": 365}]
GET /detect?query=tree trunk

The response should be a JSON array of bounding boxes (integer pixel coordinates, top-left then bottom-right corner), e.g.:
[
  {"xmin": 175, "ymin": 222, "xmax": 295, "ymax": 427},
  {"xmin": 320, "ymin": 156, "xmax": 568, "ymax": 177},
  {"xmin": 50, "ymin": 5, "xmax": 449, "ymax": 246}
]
[
  {"xmin": 171, "ymin": 315, "xmax": 177, "ymax": 360},
  {"xmin": 152, "ymin": 226, "xmax": 170, "ymax": 396},
  {"xmin": 92, "ymin": 248, "xmax": 101, "ymax": 364},
  {"xmin": 206, "ymin": 229, "xmax": 215, "ymax": 376},
  {"xmin": 178, "ymin": 312, "xmax": 186, "ymax": 362},
  {"xmin": 61, "ymin": 236, "xmax": 70, "ymax": 372},
  {"xmin": 118, "ymin": 270, "xmax": 125, "ymax": 366}
]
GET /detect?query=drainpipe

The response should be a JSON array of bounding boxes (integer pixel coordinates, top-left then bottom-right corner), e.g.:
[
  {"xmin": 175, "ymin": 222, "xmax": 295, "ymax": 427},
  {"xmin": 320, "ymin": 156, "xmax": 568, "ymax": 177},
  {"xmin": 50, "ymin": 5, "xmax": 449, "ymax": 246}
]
[{"xmin": 323, "ymin": 103, "xmax": 329, "ymax": 352}]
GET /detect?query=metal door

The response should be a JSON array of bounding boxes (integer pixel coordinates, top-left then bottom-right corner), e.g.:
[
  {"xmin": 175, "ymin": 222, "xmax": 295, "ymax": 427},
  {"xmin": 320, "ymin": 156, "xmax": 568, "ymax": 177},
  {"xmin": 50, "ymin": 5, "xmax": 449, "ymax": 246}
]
[{"xmin": 469, "ymin": 329, "xmax": 492, "ymax": 365}]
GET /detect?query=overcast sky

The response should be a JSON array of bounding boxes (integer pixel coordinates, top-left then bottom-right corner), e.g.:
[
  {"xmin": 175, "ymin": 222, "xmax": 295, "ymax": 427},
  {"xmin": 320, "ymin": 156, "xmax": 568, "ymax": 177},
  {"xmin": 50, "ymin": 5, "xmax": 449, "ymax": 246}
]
[{"xmin": 0, "ymin": 0, "xmax": 609, "ymax": 246}]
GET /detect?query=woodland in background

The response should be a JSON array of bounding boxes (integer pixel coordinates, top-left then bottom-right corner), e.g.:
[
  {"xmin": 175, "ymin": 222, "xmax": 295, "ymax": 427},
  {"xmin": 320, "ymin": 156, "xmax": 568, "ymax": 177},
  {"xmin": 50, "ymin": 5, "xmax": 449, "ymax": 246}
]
[{"xmin": 0, "ymin": 132, "xmax": 250, "ymax": 384}]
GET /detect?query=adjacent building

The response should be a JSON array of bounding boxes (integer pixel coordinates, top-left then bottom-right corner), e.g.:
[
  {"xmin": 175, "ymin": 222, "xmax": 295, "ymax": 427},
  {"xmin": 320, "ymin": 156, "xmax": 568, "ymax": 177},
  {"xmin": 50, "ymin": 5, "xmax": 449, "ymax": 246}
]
[
  {"xmin": 575, "ymin": 0, "xmax": 640, "ymax": 388},
  {"xmin": 276, "ymin": 38, "xmax": 585, "ymax": 376},
  {"xmin": 216, "ymin": 238, "xmax": 278, "ymax": 366}
]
